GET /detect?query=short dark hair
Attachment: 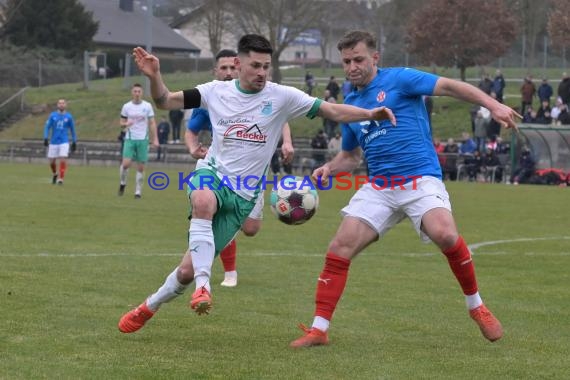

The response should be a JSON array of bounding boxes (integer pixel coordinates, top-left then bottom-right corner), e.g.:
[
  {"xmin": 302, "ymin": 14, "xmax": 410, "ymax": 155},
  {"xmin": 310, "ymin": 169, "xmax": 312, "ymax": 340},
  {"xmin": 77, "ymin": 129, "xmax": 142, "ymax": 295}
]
[
  {"xmin": 238, "ymin": 34, "xmax": 273, "ymax": 56},
  {"xmin": 132, "ymin": 83, "xmax": 143, "ymax": 88},
  {"xmin": 337, "ymin": 30, "xmax": 376, "ymax": 51},
  {"xmin": 215, "ymin": 49, "xmax": 237, "ymax": 61}
]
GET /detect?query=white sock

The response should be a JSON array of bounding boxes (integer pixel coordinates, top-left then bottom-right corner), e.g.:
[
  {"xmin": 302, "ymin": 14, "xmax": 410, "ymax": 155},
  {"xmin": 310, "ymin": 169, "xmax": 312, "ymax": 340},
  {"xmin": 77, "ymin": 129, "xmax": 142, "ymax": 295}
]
[
  {"xmin": 189, "ymin": 218, "xmax": 214, "ymax": 293},
  {"xmin": 119, "ymin": 166, "xmax": 129, "ymax": 185},
  {"xmin": 146, "ymin": 267, "xmax": 188, "ymax": 311},
  {"xmin": 312, "ymin": 316, "xmax": 330, "ymax": 332},
  {"xmin": 224, "ymin": 270, "xmax": 237, "ymax": 278},
  {"xmin": 135, "ymin": 171, "xmax": 144, "ymax": 195},
  {"xmin": 465, "ymin": 292, "xmax": 483, "ymax": 310}
]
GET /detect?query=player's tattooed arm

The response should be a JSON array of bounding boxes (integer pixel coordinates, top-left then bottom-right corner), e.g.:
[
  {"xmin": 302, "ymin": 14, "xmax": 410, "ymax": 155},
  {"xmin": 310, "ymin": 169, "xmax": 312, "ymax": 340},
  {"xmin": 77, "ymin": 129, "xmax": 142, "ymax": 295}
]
[{"xmin": 153, "ymin": 90, "xmax": 168, "ymax": 107}]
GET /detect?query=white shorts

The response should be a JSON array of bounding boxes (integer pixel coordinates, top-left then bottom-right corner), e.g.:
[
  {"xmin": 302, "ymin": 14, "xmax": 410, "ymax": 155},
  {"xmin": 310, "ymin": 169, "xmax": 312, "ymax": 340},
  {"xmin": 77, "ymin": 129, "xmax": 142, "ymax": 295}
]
[
  {"xmin": 247, "ymin": 191, "xmax": 264, "ymax": 220},
  {"xmin": 340, "ymin": 176, "xmax": 452, "ymax": 243},
  {"xmin": 47, "ymin": 143, "xmax": 70, "ymax": 159}
]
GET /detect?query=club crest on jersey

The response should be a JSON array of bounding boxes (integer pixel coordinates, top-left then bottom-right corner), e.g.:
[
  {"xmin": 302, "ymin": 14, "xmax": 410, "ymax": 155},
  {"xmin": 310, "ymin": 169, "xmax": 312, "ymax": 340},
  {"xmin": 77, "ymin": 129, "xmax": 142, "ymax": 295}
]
[
  {"xmin": 260, "ymin": 101, "xmax": 273, "ymax": 115},
  {"xmin": 376, "ymin": 91, "xmax": 386, "ymax": 103},
  {"xmin": 224, "ymin": 124, "xmax": 267, "ymax": 144}
]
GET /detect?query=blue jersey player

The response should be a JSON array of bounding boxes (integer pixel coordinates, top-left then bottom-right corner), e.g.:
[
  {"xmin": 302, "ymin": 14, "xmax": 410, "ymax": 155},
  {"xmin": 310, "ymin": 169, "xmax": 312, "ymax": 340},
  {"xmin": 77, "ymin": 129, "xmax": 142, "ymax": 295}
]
[
  {"xmin": 184, "ymin": 49, "xmax": 295, "ymax": 288},
  {"xmin": 43, "ymin": 99, "xmax": 77, "ymax": 185},
  {"xmin": 291, "ymin": 30, "xmax": 521, "ymax": 348}
]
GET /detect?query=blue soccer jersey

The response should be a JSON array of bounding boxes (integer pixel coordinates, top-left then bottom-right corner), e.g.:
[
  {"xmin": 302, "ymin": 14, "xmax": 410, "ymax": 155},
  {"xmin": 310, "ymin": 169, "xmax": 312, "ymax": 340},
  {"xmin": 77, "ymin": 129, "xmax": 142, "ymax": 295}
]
[
  {"xmin": 342, "ymin": 68, "xmax": 442, "ymax": 187},
  {"xmin": 187, "ymin": 108, "xmax": 211, "ymax": 133},
  {"xmin": 43, "ymin": 111, "xmax": 77, "ymax": 144}
]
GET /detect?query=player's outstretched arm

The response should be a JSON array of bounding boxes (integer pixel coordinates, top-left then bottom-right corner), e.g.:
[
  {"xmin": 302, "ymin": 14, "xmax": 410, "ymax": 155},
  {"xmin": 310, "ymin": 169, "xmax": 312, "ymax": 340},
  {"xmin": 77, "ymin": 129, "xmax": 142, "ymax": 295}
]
[
  {"xmin": 434, "ymin": 77, "xmax": 522, "ymax": 131},
  {"xmin": 132, "ymin": 47, "xmax": 185, "ymax": 110},
  {"xmin": 318, "ymin": 101, "xmax": 396, "ymax": 125}
]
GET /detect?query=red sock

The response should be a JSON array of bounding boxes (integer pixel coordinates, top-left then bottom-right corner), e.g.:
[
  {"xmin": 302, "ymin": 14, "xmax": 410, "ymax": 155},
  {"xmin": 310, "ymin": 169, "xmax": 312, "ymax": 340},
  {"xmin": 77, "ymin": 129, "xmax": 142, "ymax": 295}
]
[
  {"xmin": 314, "ymin": 252, "xmax": 351, "ymax": 321},
  {"xmin": 219, "ymin": 239, "xmax": 237, "ymax": 272},
  {"xmin": 59, "ymin": 161, "xmax": 67, "ymax": 179},
  {"xmin": 50, "ymin": 162, "xmax": 56, "ymax": 174},
  {"xmin": 442, "ymin": 236, "xmax": 478, "ymax": 295}
]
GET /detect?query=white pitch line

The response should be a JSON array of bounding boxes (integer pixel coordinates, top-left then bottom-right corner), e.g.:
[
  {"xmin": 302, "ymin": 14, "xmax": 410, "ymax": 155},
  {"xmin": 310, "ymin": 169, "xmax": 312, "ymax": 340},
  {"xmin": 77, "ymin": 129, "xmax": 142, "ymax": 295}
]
[
  {"xmin": 1, "ymin": 236, "xmax": 569, "ymax": 258},
  {"xmin": 468, "ymin": 236, "xmax": 570, "ymax": 251}
]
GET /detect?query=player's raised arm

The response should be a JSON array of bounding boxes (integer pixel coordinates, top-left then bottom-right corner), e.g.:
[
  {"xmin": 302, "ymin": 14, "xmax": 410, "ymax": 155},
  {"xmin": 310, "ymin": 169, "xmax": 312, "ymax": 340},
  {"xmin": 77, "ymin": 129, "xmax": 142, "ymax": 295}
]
[
  {"xmin": 132, "ymin": 47, "xmax": 185, "ymax": 110},
  {"xmin": 434, "ymin": 77, "xmax": 522, "ymax": 131},
  {"xmin": 317, "ymin": 101, "xmax": 396, "ymax": 125}
]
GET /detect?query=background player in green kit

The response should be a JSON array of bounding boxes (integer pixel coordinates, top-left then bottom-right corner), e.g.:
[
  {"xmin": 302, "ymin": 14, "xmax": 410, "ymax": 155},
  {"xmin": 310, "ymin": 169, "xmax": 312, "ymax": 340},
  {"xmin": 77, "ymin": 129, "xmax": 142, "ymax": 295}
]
[{"xmin": 118, "ymin": 83, "xmax": 159, "ymax": 199}]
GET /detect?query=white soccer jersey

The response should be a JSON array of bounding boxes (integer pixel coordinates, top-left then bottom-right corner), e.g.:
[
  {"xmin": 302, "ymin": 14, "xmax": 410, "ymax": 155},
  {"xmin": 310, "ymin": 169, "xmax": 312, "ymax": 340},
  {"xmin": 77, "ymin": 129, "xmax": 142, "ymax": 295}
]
[
  {"xmin": 195, "ymin": 80, "xmax": 320, "ymax": 200},
  {"xmin": 120, "ymin": 100, "xmax": 155, "ymax": 140}
]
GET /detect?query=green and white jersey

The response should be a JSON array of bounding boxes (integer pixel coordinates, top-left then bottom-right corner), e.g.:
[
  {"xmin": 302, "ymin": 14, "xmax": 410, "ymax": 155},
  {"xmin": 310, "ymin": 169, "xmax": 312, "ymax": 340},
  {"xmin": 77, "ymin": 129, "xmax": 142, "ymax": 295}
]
[
  {"xmin": 195, "ymin": 79, "xmax": 321, "ymax": 200},
  {"xmin": 120, "ymin": 100, "xmax": 155, "ymax": 140}
]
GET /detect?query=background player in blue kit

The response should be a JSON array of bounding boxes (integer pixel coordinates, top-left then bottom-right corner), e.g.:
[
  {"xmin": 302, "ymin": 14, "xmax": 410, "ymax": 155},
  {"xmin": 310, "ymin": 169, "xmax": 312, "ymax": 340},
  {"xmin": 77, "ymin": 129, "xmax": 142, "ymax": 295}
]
[
  {"xmin": 43, "ymin": 98, "xmax": 77, "ymax": 185},
  {"xmin": 291, "ymin": 30, "xmax": 521, "ymax": 348},
  {"xmin": 185, "ymin": 49, "xmax": 294, "ymax": 287}
]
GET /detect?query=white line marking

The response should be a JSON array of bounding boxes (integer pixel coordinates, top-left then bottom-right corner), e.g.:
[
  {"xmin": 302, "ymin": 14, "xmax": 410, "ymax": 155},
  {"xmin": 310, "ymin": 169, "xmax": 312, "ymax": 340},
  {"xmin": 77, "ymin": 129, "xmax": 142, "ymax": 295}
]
[
  {"xmin": 468, "ymin": 236, "xmax": 570, "ymax": 251},
  {"xmin": 1, "ymin": 237, "xmax": 569, "ymax": 258}
]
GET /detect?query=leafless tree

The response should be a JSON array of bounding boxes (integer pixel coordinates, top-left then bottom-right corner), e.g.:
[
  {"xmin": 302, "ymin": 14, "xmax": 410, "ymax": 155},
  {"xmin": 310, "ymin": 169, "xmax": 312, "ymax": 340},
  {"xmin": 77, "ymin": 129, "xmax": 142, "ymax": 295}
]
[
  {"xmin": 406, "ymin": 0, "xmax": 517, "ymax": 81},
  {"xmin": 232, "ymin": 0, "xmax": 325, "ymax": 83},
  {"xmin": 547, "ymin": 0, "xmax": 570, "ymax": 54},
  {"xmin": 509, "ymin": 0, "xmax": 549, "ymax": 70}
]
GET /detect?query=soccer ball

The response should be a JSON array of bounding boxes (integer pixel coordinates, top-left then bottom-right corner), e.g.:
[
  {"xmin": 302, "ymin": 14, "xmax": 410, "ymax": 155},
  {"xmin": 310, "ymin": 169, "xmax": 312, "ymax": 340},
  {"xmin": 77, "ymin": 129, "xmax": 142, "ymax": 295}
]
[{"xmin": 270, "ymin": 177, "xmax": 319, "ymax": 225}]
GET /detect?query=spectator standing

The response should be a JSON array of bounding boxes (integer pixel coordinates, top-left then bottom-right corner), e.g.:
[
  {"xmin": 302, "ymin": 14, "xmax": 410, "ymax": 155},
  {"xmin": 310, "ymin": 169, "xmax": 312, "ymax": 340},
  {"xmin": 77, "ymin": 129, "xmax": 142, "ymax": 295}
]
[
  {"xmin": 537, "ymin": 78, "xmax": 553, "ymax": 104},
  {"xmin": 322, "ymin": 96, "xmax": 339, "ymax": 137},
  {"xmin": 473, "ymin": 109, "xmax": 488, "ymax": 152},
  {"xmin": 325, "ymin": 76, "xmax": 340, "ymax": 100},
  {"xmin": 310, "ymin": 129, "xmax": 329, "ymax": 170},
  {"xmin": 520, "ymin": 76, "xmax": 536, "ymax": 113},
  {"xmin": 156, "ymin": 116, "xmax": 170, "ymax": 161},
  {"xmin": 305, "ymin": 71, "xmax": 315, "ymax": 95},
  {"xmin": 478, "ymin": 74, "xmax": 493, "ymax": 95},
  {"xmin": 443, "ymin": 138, "xmax": 459, "ymax": 180},
  {"xmin": 168, "ymin": 109, "xmax": 184, "ymax": 143},
  {"xmin": 557, "ymin": 72, "xmax": 570, "ymax": 106},
  {"xmin": 492, "ymin": 70, "xmax": 506, "ymax": 103}
]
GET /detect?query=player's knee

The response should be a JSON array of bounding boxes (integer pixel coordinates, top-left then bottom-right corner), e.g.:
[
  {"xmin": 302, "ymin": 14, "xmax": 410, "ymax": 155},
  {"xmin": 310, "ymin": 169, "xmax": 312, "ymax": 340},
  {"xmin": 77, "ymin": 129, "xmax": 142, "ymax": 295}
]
[
  {"xmin": 176, "ymin": 264, "xmax": 194, "ymax": 284},
  {"xmin": 432, "ymin": 229, "xmax": 459, "ymax": 250},
  {"xmin": 241, "ymin": 221, "xmax": 261, "ymax": 236},
  {"xmin": 327, "ymin": 237, "xmax": 355, "ymax": 259},
  {"xmin": 190, "ymin": 191, "xmax": 216, "ymax": 218}
]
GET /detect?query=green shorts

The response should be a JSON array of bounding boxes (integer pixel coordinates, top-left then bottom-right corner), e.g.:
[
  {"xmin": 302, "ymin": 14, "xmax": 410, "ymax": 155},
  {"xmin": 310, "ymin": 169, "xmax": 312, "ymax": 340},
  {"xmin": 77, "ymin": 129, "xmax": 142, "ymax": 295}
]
[
  {"xmin": 122, "ymin": 139, "xmax": 149, "ymax": 163},
  {"xmin": 187, "ymin": 168, "xmax": 258, "ymax": 256}
]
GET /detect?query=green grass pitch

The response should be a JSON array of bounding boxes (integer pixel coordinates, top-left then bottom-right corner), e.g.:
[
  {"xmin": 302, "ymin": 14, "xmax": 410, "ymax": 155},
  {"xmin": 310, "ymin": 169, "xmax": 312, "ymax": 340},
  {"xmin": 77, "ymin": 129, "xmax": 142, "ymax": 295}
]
[{"xmin": 1, "ymin": 162, "xmax": 569, "ymax": 379}]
